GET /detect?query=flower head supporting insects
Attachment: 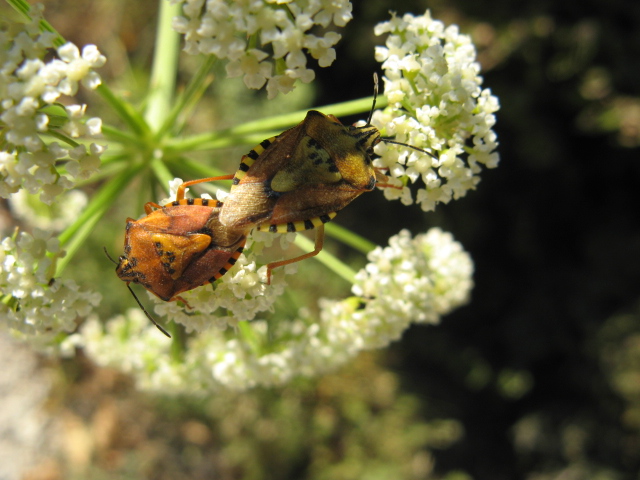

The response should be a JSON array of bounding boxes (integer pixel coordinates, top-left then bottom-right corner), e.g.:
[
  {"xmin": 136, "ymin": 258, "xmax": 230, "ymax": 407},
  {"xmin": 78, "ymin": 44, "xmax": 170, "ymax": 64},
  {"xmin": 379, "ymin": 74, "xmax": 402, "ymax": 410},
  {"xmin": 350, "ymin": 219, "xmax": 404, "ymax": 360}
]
[
  {"xmin": 171, "ymin": 0, "xmax": 352, "ymax": 98},
  {"xmin": 371, "ymin": 10, "xmax": 500, "ymax": 211},
  {"xmin": 75, "ymin": 227, "xmax": 472, "ymax": 393}
]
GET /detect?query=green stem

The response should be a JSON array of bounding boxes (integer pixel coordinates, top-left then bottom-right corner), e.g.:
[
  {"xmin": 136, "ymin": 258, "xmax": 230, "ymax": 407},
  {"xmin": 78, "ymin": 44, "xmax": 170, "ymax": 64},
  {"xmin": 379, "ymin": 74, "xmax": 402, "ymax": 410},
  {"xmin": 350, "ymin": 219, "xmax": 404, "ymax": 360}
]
[
  {"xmin": 168, "ymin": 156, "xmax": 230, "ymax": 181},
  {"xmin": 56, "ymin": 164, "xmax": 143, "ymax": 275},
  {"xmin": 324, "ymin": 223, "xmax": 376, "ymax": 255},
  {"xmin": 6, "ymin": 0, "xmax": 66, "ymax": 47},
  {"xmin": 96, "ymin": 84, "xmax": 150, "ymax": 138},
  {"xmin": 158, "ymin": 56, "xmax": 217, "ymax": 139},
  {"xmin": 166, "ymin": 96, "xmax": 388, "ymax": 153},
  {"xmin": 101, "ymin": 125, "xmax": 147, "ymax": 149},
  {"xmin": 47, "ymin": 130, "xmax": 80, "ymax": 148},
  {"xmin": 145, "ymin": 0, "xmax": 182, "ymax": 132},
  {"xmin": 237, "ymin": 321, "xmax": 263, "ymax": 353},
  {"xmin": 293, "ymin": 234, "xmax": 357, "ymax": 284},
  {"xmin": 150, "ymin": 158, "xmax": 175, "ymax": 190}
]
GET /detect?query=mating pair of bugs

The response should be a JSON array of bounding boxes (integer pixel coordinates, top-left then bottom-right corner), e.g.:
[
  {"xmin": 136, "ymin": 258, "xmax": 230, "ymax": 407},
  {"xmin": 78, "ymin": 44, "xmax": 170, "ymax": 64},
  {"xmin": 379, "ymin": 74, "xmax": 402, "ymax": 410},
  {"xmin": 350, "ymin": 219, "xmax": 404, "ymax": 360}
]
[{"xmin": 113, "ymin": 75, "xmax": 433, "ymax": 336}]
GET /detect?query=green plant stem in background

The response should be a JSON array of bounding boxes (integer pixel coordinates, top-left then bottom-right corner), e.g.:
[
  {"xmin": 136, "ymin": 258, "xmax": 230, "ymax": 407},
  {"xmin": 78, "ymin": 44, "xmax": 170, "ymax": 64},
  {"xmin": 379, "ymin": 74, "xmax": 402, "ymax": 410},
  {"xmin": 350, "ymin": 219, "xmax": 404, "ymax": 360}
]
[
  {"xmin": 6, "ymin": 0, "xmax": 65, "ymax": 47},
  {"xmin": 293, "ymin": 234, "xmax": 357, "ymax": 284},
  {"xmin": 55, "ymin": 164, "xmax": 143, "ymax": 276},
  {"xmin": 166, "ymin": 96, "xmax": 386, "ymax": 153},
  {"xmin": 97, "ymin": 84, "xmax": 151, "ymax": 139},
  {"xmin": 325, "ymin": 222, "xmax": 376, "ymax": 255},
  {"xmin": 158, "ymin": 57, "xmax": 217, "ymax": 139},
  {"xmin": 145, "ymin": 0, "xmax": 181, "ymax": 133}
]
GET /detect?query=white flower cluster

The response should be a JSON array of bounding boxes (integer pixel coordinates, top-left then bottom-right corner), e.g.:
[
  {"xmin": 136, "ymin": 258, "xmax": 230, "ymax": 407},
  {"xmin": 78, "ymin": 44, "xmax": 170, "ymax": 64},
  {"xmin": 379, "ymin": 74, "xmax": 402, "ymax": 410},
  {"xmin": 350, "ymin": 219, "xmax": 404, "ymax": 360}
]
[
  {"xmin": 372, "ymin": 10, "xmax": 500, "ymax": 211},
  {"xmin": 0, "ymin": 4, "xmax": 106, "ymax": 205},
  {"xmin": 0, "ymin": 229, "xmax": 101, "ymax": 352},
  {"xmin": 75, "ymin": 227, "xmax": 472, "ymax": 393},
  {"xmin": 8, "ymin": 188, "xmax": 88, "ymax": 232},
  {"xmin": 171, "ymin": 0, "xmax": 352, "ymax": 98}
]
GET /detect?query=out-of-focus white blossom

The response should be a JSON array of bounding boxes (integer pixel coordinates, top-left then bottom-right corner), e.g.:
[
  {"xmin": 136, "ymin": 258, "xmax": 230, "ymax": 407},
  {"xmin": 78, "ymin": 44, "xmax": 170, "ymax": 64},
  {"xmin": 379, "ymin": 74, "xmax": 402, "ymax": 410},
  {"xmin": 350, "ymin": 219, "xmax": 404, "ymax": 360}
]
[
  {"xmin": 0, "ymin": 4, "xmax": 107, "ymax": 205},
  {"xmin": 171, "ymin": 0, "xmax": 351, "ymax": 98},
  {"xmin": 76, "ymin": 228, "xmax": 472, "ymax": 393},
  {"xmin": 7, "ymin": 188, "xmax": 88, "ymax": 232},
  {"xmin": 0, "ymin": 229, "xmax": 101, "ymax": 352},
  {"xmin": 371, "ymin": 10, "xmax": 500, "ymax": 211}
]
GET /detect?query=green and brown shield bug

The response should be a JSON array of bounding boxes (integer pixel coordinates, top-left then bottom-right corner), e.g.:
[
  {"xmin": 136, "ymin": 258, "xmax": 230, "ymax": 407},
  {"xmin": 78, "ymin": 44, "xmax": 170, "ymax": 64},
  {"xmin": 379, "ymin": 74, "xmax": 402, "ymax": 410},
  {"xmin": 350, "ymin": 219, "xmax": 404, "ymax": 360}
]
[{"xmin": 219, "ymin": 73, "xmax": 434, "ymax": 283}]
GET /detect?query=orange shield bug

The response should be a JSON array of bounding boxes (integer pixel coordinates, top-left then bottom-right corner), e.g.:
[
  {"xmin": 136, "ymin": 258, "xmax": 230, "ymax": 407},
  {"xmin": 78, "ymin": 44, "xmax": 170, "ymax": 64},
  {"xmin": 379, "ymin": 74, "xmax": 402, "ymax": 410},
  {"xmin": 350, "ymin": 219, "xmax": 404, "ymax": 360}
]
[
  {"xmin": 219, "ymin": 73, "xmax": 434, "ymax": 282},
  {"xmin": 114, "ymin": 176, "xmax": 244, "ymax": 336}
]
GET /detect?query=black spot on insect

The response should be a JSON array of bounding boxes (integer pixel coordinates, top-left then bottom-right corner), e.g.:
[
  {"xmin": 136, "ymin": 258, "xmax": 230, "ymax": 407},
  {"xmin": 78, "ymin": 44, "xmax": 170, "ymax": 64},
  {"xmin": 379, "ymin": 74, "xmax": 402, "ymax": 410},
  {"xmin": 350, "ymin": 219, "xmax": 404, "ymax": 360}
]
[
  {"xmin": 240, "ymin": 160, "xmax": 252, "ymax": 170},
  {"xmin": 269, "ymin": 225, "xmax": 278, "ymax": 233},
  {"xmin": 319, "ymin": 214, "xmax": 332, "ymax": 224},
  {"xmin": 287, "ymin": 223, "xmax": 296, "ymax": 232},
  {"xmin": 260, "ymin": 139, "xmax": 272, "ymax": 149},
  {"xmin": 304, "ymin": 220, "xmax": 314, "ymax": 230},
  {"xmin": 172, "ymin": 200, "xmax": 180, "ymax": 206},
  {"xmin": 187, "ymin": 198, "xmax": 195, "ymax": 205},
  {"xmin": 263, "ymin": 179, "xmax": 283, "ymax": 199}
]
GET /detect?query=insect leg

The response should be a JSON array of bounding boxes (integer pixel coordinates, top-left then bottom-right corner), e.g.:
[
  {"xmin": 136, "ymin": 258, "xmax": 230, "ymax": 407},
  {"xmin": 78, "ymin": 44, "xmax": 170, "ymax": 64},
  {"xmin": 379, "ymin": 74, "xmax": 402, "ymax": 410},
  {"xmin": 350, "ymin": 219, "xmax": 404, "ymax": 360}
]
[
  {"xmin": 176, "ymin": 175, "xmax": 235, "ymax": 201},
  {"xmin": 265, "ymin": 225, "xmax": 325, "ymax": 285}
]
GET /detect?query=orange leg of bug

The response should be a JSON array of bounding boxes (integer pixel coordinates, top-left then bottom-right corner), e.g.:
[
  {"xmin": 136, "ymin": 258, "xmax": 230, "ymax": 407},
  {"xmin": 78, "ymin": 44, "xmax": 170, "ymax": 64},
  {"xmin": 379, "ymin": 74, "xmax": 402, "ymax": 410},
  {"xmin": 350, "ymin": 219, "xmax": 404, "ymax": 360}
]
[
  {"xmin": 144, "ymin": 202, "xmax": 164, "ymax": 214},
  {"xmin": 266, "ymin": 224, "xmax": 325, "ymax": 285},
  {"xmin": 373, "ymin": 168, "xmax": 403, "ymax": 190},
  {"xmin": 171, "ymin": 295, "xmax": 194, "ymax": 309},
  {"xmin": 175, "ymin": 175, "xmax": 235, "ymax": 201}
]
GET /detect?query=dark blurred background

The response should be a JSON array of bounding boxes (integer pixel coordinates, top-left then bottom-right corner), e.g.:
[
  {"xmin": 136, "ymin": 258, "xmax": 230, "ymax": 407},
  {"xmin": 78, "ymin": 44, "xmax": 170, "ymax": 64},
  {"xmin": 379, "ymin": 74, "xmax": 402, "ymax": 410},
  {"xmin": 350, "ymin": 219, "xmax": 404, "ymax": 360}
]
[{"xmin": 315, "ymin": 0, "xmax": 640, "ymax": 478}]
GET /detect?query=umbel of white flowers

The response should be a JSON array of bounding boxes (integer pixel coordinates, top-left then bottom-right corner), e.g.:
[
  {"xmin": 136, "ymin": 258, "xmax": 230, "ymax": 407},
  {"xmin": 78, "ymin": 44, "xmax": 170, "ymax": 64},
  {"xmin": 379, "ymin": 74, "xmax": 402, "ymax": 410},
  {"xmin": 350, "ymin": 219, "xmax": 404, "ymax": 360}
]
[
  {"xmin": 172, "ymin": 0, "xmax": 353, "ymax": 98},
  {"xmin": 0, "ymin": 4, "xmax": 106, "ymax": 204},
  {"xmin": 73, "ymin": 227, "xmax": 473, "ymax": 393}
]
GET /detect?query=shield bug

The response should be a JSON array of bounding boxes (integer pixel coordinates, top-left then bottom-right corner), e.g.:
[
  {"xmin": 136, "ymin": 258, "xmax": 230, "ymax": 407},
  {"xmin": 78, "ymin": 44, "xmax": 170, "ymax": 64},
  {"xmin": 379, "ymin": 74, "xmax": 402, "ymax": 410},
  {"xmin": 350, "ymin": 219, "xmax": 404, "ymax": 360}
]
[
  {"xmin": 219, "ymin": 73, "xmax": 435, "ymax": 282},
  {"xmin": 114, "ymin": 176, "xmax": 245, "ymax": 336}
]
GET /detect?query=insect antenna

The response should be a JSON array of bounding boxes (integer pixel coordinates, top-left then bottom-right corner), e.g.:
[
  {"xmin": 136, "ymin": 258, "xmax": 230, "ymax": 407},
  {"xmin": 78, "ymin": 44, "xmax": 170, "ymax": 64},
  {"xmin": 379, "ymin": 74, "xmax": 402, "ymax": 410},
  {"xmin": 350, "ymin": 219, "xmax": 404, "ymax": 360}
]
[
  {"xmin": 103, "ymin": 246, "xmax": 118, "ymax": 264},
  {"xmin": 126, "ymin": 284, "xmax": 172, "ymax": 338},
  {"xmin": 366, "ymin": 72, "xmax": 380, "ymax": 126},
  {"xmin": 367, "ymin": 73, "xmax": 438, "ymax": 161},
  {"xmin": 104, "ymin": 247, "xmax": 171, "ymax": 338},
  {"xmin": 381, "ymin": 138, "xmax": 439, "ymax": 160}
]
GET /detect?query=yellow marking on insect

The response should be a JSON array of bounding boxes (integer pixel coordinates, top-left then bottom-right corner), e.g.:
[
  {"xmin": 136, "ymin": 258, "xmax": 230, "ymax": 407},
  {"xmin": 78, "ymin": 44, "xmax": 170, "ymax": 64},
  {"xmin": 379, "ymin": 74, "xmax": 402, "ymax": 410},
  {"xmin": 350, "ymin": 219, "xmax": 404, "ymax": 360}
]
[
  {"xmin": 169, "ymin": 197, "xmax": 221, "ymax": 208},
  {"xmin": 211, "ymin": 245, "xmax": 244, "ymax": 281},
  {"xmin": 232, "ymin": 136, "xmax": 278, "ymax": 185},
  {"xmin": 255, "ymin": 212, "xmax": 337, "ymax": 233}
]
